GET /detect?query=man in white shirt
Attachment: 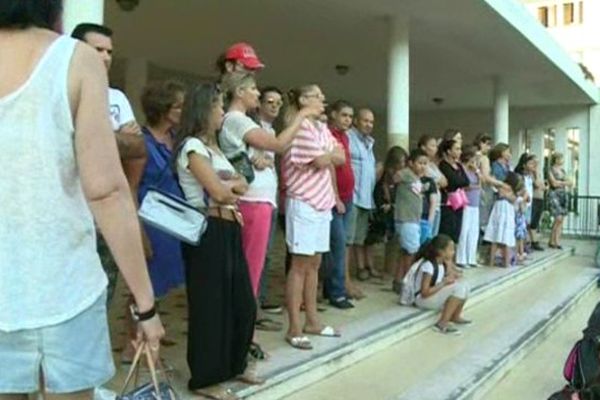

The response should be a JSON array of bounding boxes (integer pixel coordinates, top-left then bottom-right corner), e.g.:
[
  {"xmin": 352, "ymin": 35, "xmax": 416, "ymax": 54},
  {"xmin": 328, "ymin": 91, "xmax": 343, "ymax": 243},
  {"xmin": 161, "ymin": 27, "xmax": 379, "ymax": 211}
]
[{"xmin": 72, "ymin": 23, "xmax": 148, "ymax": 304}]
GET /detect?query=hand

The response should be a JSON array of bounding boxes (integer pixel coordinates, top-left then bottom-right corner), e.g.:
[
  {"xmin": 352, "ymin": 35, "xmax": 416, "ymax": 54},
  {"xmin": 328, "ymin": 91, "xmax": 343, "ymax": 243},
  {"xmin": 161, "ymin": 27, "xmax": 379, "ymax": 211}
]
[
  {"xmin": 252, "ymin": 155, "xmax": 274, "ymax": 170},
  {"xmin": 118, "ymin": 121, "xmax": 141, "ymax": 136},
  {"xmin": 137, "ymin": 314, "xmax": 165, "ymax": 361},
  {"xmin": 442, "ymin": 276, "xmax": 455, "ymax": 286},
  {"xmin": 382, "ymin": 204, "xmax": 392, "ymax": 213},
  {"xmin": 335, "ymin": 198, "xmax": 346, "ymax": 214}
]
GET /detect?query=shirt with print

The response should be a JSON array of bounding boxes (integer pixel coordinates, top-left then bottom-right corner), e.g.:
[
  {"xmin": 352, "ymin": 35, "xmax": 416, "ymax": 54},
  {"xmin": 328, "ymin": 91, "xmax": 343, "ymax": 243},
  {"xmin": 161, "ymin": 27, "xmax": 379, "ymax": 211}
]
[
  {"xmin": 394, "ymin": 168, "xmax": 423, "ymax": 223},
  {"xmin": 420, "ymin": 176, "xmax": 437, "ymax": 221},
  {"xmin": 108, "ymin": 88, "xmax": 135, "ymax": 131},
  {"xmin": 282, "ymin": 119, "xmax": 336, "ymax": 211},
  {"xmin": 219, "ymin": 110, "xmax": 278, "ymax": 206}
]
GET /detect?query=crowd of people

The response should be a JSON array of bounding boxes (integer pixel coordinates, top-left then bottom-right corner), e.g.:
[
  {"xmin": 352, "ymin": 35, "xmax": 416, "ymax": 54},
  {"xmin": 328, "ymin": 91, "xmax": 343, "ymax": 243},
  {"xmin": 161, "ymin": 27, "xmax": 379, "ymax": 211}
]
[{"xmin": 0, "ymin": 2, "xmax": 575, "ymax": 400}]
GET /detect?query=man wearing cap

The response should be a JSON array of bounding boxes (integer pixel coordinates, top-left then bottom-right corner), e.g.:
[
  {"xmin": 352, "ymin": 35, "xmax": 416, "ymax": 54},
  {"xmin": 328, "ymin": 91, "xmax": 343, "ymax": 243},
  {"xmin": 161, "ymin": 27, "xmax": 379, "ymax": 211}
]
[{"xmin": 216, "ymin": 42, "xmax": 265, "ymax": 76}]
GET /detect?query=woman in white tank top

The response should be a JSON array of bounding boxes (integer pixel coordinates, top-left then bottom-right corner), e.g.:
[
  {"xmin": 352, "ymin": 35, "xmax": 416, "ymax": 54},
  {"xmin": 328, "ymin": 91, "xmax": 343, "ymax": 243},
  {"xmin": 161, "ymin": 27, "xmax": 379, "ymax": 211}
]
[{"xmin": 0, "ymin": 1, "xmax": 163, "ymax": 397}]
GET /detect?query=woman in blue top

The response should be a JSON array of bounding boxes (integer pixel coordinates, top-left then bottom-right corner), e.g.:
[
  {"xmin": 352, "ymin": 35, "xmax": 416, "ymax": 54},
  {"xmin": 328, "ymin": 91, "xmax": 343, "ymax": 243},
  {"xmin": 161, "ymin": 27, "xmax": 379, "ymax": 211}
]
[{"xmin": 138, "ymin": 80, "xmax": 187, "ymax": 298}]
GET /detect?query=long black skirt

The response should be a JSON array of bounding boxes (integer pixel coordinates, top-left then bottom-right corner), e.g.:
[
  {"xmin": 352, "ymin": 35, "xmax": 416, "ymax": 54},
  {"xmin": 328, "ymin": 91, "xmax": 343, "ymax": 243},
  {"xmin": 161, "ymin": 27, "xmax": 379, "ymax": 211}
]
[
  {"xmin": 439, "ymin": 205, "xmax": 464, "ymax": 244},
  {"xmin": 182, "ymin": 217, "xmax": 256, "ymax": 390}
]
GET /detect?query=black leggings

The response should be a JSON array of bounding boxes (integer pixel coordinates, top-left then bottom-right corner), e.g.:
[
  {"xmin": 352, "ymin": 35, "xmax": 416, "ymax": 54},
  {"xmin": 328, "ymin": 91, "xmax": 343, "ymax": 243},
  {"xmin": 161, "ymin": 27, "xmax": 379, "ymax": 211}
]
[
  {"xmin": 529, "ymin": 198, "xmax": 544, "ymax": 231},
  {"xmin": 439, "ymin": 206, "xmax": 464, "ymax": 244}
]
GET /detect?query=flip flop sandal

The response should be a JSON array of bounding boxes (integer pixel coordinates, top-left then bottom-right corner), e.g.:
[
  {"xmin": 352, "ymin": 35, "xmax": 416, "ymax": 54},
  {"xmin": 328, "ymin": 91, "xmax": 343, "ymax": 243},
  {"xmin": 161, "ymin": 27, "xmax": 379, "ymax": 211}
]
[
  {"xmin": 255, "ymin": 318, "xmax": 282, "ymax": 332},
  {"xmin": 285, "ymin": 335, "xmax": 313, "ymax": 350},
  {"xmin": 304, "ymin": 325, "xmax": 341, "ymax": 337},
  {"xmin": 367, "ymin": 267, "xmax": 383, "ymax": 279},
  {"xmin": 249, "ymin": 342, "xmax": 269, "ymax": 360}
]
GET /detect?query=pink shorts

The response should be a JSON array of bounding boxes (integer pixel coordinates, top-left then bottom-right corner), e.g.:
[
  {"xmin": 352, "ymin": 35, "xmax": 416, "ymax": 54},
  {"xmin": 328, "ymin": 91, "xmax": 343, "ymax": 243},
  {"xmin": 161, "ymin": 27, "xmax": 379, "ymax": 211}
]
[{"xmin": 239, "ymin": 201, "xmax": 274, "ymax": 297}]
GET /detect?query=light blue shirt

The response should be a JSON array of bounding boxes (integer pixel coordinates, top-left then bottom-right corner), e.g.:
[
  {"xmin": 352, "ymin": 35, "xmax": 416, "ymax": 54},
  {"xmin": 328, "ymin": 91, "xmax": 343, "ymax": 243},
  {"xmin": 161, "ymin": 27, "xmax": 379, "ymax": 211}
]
[{"xmin": 348, "ymin": 128, "xmax": 377, "ymax": 209}]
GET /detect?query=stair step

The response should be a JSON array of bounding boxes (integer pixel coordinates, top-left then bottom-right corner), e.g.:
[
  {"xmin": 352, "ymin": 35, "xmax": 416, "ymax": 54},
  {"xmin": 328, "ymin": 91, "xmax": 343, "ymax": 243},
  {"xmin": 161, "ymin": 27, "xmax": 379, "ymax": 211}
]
[
  {"xmin": 237, "ymin": 249, "xmax": 574, "ymax": 400},
  {"xmin": 283, "ymin": 254, "xmax": 597, "ymax": 400}
]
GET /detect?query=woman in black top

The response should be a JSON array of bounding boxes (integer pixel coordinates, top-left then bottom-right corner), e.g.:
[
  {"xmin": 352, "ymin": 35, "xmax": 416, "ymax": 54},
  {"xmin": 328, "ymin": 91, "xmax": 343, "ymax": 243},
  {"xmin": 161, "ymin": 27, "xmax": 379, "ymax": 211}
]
[{"xmin": 438, "ymin": 139, "xmax": 470, "ymax": 244}]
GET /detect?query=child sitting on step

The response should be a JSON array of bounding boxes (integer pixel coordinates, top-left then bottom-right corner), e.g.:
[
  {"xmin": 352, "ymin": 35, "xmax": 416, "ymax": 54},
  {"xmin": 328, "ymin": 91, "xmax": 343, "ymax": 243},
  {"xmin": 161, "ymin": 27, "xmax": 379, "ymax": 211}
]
[{"xmin": 414, "ymin": 234, "xmax": 471, "ymax": 335}]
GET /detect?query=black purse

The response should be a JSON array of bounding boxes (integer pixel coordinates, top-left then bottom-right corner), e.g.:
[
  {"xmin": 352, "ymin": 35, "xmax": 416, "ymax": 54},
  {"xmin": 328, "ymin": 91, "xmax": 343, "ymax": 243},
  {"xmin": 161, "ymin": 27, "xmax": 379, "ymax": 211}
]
[{"xmin": 228, "ymin": 151, "xmax": 255, "ymax": 184}]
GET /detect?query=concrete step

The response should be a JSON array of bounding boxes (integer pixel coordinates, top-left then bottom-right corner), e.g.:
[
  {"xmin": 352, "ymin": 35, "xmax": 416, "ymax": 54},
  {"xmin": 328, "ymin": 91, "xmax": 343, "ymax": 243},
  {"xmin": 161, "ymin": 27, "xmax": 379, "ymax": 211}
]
[
  {"xmin": 283, "ymin": 253, "xmax": 598, "ymax": 400},
  {"xmin": 237, "ymin": 248, "xmax": 576, "ymax": 400},
  {"xmin": 486, "ymin": 279, "xmax": 600, "ymax": 400}
]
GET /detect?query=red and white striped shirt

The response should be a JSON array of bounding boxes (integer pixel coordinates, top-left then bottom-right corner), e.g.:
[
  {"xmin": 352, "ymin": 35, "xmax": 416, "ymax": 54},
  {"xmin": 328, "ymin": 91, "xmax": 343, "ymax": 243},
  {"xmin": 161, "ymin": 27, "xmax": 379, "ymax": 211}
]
[{"xmin": 282, "ymin": 119, "xmax": 336, "ymax": 211}]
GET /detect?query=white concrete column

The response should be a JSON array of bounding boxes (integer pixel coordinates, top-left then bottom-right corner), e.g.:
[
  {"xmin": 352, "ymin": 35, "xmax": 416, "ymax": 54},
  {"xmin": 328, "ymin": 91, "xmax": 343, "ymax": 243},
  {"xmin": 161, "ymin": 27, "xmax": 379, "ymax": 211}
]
[
  {"xmin": 509, "ymin": 129, "xmax": 524, "ymax": 161},
  {"xmin": 529, "ymin": 129, "xmax": 546, "ymax": 173},
  {"xmin": 124, "ymin": 58, "xmax": 149, "ymax": 120},
  {"xmin": 62, "ymin": 0, "xmax": 105, "ymax": 35},
  {"xmin": 588, "ymin": 105, "xmax": 600, "ymax": 195},
  {"xmin": 493, "ymin": 77, "xmax": 510, "ymax": 144},
  {"xmin": 387, "ymin": 16, "xmax": 410, "ymax": 150}
]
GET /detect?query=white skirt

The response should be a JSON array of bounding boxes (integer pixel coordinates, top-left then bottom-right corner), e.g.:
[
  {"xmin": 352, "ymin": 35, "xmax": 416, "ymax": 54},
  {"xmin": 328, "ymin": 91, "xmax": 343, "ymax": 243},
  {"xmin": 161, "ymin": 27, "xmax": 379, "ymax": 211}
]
[{"xmin": 484, "ymin": 199, "xmax": 516, "ymax": 247}]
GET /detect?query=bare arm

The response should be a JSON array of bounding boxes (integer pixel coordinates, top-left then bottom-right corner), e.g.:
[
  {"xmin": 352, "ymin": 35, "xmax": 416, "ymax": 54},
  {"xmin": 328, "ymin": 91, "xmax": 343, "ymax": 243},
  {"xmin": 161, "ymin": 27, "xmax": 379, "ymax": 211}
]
[
  {"xmin": 480, "ymin": 156, "xmax": 504, "ymax": 188},
  {"xmin": 428, "ymin": 194, "xmax": 437, "ymax": 224},
  {"xmin": 187, "ymin": 153, "xmax": 242, "ymax": 204},
  {"xmin": 115, "ymin": 122, "xmax": 146, "ymax": 159},
  {"xmin": 70, "ymin": 44, "xmax": 163, "ymax": 342},
  {"xmin": 420, "ymin": 273, "xmax": 453, "ymax": 298}
]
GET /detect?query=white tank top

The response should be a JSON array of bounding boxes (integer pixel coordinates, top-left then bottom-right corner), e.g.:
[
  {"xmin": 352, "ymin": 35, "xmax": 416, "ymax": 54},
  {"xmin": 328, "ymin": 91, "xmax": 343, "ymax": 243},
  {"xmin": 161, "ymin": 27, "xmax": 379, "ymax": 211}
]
[{"xmin": 0, "ymin": 36, "xmax": 107, "ymax": 331}]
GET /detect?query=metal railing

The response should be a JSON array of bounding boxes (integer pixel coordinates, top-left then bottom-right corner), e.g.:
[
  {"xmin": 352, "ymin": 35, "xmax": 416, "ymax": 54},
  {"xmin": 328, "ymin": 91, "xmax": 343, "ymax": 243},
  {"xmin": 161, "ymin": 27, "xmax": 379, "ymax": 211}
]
[{"xmin": 542, "ymin": 194, "xmax": 600, "ymax": 238}]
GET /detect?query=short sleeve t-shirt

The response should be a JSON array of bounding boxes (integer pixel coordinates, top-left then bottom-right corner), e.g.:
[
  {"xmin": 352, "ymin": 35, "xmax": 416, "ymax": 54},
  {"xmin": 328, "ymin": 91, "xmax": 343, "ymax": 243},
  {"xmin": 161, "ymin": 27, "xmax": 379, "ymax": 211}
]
[
  {"xmin": 394, "ymin": 168, "xmax": 423, "ymax": 223},
  {"xmin": 108, "ymin": 88, "xmax": 135, "ymax": 131},
  {"xmin": 177, "ymin": 138, "xmax": 236, "ymax": 209},
  {"xmin": 420, "ymin": 176, "xmax": 437, "ymax": 220},
  {"xmin": 219, "ymin": 111, "xmax": 278, "ymax": 206},
  {"xmin": 415, "ymin": 260, "xmax": 445, "ymax": 294}
]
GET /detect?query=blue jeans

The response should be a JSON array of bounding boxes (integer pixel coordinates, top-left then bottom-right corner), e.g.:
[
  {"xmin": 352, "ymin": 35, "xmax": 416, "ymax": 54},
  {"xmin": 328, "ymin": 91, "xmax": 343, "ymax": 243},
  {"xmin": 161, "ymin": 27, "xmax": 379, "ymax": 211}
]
[
  {"xmin": 258, "ymin": 208, "xmax": 278, "ymax": 305},
  {"xmin": 324, "ymin": 201, "xmax": 353, "ymax": 301}
]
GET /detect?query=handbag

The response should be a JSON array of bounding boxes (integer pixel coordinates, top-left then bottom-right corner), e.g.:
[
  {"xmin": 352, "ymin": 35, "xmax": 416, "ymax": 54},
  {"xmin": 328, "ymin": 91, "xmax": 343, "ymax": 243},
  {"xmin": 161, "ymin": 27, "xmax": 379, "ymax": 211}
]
[
  {"xmin": 138, "ymin": 144, "xmax": 208, "ymax": 245},
  {"xmin": 447, "ymin": 188, "xmax": 469, "ymax": 211},
  {"xmin": 228, "ymin": 151, "xmax": 255, "ymax": 184},
  {"xmin": 117, "ymin": 342, "xmax": 178, "ymax": 400}
]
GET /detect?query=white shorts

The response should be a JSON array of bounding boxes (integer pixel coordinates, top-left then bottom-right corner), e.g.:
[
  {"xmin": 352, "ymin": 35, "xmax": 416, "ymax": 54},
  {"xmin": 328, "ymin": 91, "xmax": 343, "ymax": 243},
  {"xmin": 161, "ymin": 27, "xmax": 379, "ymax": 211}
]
[
  {"xmin": 286, "ymin": 198, "xmax": 332, "ymax": 256},
  {"xmin": 415, "ymin": 281, "xmax": 470, "ymax": 311}
]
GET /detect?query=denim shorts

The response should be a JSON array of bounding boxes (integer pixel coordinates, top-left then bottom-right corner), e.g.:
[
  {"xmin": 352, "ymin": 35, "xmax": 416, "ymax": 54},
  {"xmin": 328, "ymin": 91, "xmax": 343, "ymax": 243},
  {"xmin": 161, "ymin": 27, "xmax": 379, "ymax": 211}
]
[
  {"xmin": 396, "ymin": 221, "xmax": 421, "ymax": 254},
  {"xmin": 0, "ymin": 292, "xmax": 115, "ymax": 394}
]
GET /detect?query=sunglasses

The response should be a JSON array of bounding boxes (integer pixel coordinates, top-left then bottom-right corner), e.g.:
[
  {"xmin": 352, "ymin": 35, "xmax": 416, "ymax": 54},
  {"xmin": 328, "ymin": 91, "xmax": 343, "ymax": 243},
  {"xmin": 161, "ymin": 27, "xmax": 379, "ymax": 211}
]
[{"xmin": 265, "ymin": 99, "xmax": 283, "ymax": 107}]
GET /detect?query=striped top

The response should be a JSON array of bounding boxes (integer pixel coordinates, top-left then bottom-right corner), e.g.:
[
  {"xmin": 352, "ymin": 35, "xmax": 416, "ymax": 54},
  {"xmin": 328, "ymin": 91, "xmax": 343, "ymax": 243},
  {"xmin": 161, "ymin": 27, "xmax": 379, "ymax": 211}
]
[{"xmin": 282, "ymin": 119, "xmax": 336, "ymax": 211}]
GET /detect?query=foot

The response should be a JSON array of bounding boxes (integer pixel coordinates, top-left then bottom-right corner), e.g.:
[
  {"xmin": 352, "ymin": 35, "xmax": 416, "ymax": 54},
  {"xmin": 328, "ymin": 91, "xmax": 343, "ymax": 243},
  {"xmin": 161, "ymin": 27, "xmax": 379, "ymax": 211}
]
[
  {"xmin": 432, "ymin": 323, "xmax": 462, "ymax": 336},
  {"xmin": 303, "ymin": 325, "xmax": 341, "ymax": 337},
  {"xmin": 193, "ymin": 386, "xmax": 240, "ymax": 400},
  {"xmin": 261, "ymin": 303, "xmax": 283, "ymax": 315},
  {"xmin": 285, "ymin": 335, "xmax": 313, "ymax": 350},
  {"xmin": 468, "ymin": 264, "xmax": 479, "ymax": 269},
  {"xmin": 329, "ymin": 297, "xmax": 355, "ymax": 310},
  {"xmin": 248, "ymin": 342, "xmax": 269, "ymax": 361},
  {"xmin": 237, "ymin": 362, "xmax": 265, "ymax": 385},
  {"xmin": 531, "ymin": 242, "xmax": 545, "ymax": 251},
  {"xmin": 451, "ymin": 318, "xmax": 473, "ymax": 325},
  {"xmin": 366, "ymin": 266, "xmax": 384, "ymax": 279},
  {"xmin": 255, "ymin": 318, "xmax": 283, "ymax": 332},
  {"xmin": 346, "ymin": 284, "xmax": 366, "ymax": 300},
  {"xmin": 357, "ymin": 268, "xmax": 370, "ymax": 282}
]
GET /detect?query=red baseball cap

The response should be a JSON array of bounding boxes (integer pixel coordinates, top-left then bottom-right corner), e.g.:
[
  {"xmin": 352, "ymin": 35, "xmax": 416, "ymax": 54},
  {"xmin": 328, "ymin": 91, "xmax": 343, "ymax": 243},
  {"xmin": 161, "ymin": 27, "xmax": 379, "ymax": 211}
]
[{"xmin": 225, "ymin": 42, "xmax": 265, "ymax": 70}]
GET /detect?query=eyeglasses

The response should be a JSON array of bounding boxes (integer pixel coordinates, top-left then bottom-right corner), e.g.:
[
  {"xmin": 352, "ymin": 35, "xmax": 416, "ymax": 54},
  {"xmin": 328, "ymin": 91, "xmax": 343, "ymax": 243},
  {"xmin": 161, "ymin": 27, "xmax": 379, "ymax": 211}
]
[
  {"xmin": 265, "ymin": 99, "xmax": 283, "ymax": 107},
  {"xmin": 303, "ymin": 93, "xmax": 325, "ymax": 100}
]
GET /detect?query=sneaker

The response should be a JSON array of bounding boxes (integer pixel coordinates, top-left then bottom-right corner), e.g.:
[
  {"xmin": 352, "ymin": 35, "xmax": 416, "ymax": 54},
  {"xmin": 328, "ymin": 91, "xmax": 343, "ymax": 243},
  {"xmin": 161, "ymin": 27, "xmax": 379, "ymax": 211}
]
[
  {"xmin": 261, "ymin": 303, "xmax": 283, "ymax": 315},
  {"xmin": 432, "ymin": 323, "xmax": 462, "ymax": 336},
  {"xmin": 468, "ymin": 264, "xmax": 479, "ymax": 269},
  {"xmin": 329, "ymin": 298, "xmax": 355, "ymax": 309}
]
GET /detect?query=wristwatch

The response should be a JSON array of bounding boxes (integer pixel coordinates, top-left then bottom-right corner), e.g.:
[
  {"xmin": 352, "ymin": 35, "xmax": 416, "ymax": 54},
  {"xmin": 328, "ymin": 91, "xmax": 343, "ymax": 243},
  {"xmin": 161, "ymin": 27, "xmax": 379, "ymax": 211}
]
[{"xmin": 129, "ymin": 303, "xmax": 157, "ymax": 322}]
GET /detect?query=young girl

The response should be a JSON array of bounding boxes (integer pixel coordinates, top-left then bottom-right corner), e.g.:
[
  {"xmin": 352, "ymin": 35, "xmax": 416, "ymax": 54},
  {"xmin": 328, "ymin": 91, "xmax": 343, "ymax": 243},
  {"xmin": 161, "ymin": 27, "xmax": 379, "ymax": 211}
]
[
  {"xmin": 456, "ymin": 146, "xmax": 481, "ymax": 268},
  {"xmin": 484, "ymin": 172, "xmax": 524, "ymax": 268},
  {"xmin": 514, "ymin": 190, "xmax": 529, "ymax": 263},
  {"xmin": 515, "ymin": 153, "xmax": 537, "ymax": 255},
  {"xmin": 414, "ymin": 235, "xmax": 471, "ymax": 335},
  {"xmin": 367, "ymin": 146, "xmax": 408, "ymax": 276},
  {"xmin": 393, "ymin": 148, "xmax": 429, "ymax": 293}
]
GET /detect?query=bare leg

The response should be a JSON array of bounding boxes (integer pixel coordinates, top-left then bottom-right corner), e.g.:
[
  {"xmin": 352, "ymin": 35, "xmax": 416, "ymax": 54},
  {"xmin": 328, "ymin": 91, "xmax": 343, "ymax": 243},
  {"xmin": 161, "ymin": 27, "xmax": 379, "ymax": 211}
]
[
  {"xmin": 365, "ymin": 245, "xmax": 375, "ymax": 271},
  {"xmin": 450, "ymin": 300, "xmax": 466, "ymax": 321},
  {"xmin": 394, "ymin": 252, "xmax": 414, "ymax": 282},
  {"xmin": 489, "ymin": 243, "xmax": 497, "ymax": 267},
  {"xmin": 555, "ymin": 217, "xmax": 564, "ymax": 246},
  {"xmin": 438, "ymin": 296, "xmax": 464, "ymax": 326},
  {"xmin": 502, "ymin": 246, "xmax": 510, "ymax": 268},
  {"xmin": 303, "ymin": 255, "xmax": 321, "ymax": 329},
  {"xmin": 286, "ymin": 255, "xmax": 308, "ymax": 338}
]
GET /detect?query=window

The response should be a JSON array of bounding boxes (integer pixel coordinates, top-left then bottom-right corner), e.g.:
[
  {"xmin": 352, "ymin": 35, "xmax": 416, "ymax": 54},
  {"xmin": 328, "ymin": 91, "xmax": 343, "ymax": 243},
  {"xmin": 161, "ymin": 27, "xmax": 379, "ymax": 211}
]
[
  {"xmin": 564, "ymin": 2, "xmax": 575, "ymax": 25},
  {"xmin": 579, "ymin": 1, "xmax": 584, "ymax": 23},
  {"xmin": 538, "ymin": 6, "xmax": 549, "ymax": 27}
]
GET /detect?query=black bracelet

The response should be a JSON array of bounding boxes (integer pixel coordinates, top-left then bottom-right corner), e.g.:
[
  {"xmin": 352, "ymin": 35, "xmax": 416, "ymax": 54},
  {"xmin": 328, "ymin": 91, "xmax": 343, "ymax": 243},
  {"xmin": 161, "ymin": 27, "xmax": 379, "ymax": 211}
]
[{"xmin": 130, "ymin": 303, "xmax": 157, "ymax": 322}]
